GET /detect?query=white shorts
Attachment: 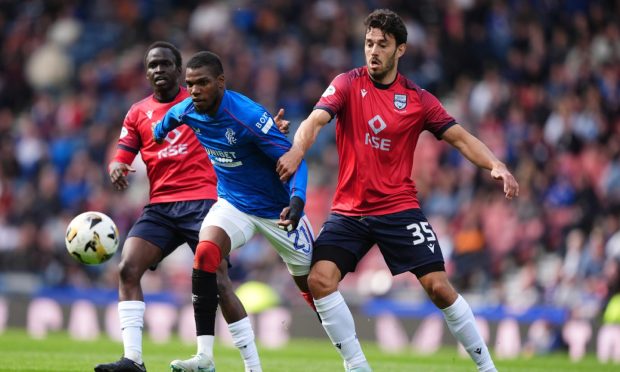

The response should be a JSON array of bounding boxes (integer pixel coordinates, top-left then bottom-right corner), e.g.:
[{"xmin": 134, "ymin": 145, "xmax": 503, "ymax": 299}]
[{"xmin": 201, "ymin": 198, "xmax": 314, "ymax": 276}]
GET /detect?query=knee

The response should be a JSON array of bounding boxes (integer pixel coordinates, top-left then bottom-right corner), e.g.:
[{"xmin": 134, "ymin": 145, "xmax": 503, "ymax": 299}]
[
  {"xmin": 118, "ymin": 259, "xmax": 142, "ymax": 285},
  {"xmin": 307, "ymin": 268, "xmax": 338, "ymax": 297},
  {"xmin": 425, "ymin": 279, "xmax": 457, "ymax": 308},
  {"xmin": 195, "ymin": 240, "xmax": 222, "ymax": 273}
]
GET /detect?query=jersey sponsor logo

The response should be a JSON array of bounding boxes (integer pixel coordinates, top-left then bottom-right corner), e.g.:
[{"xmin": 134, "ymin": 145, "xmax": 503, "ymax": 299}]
[
  {"xmin": 367, "ymin": 115, "xmax": 386, "ymax": 134},
  {"xmin": 157, "ymin": 143, "xmax": 188, "ymax": 158},
  {"xmin": 365, "ymin": 115, "xmax": 391, "ymax": 151},
  {"xmin": 321, "ymin": 85, "xmax": 336, "ymax": 97},
  {"xmin": 394, "ymin": 94, "xmax": 407, "ymax": 110},
  {"xmin": 255, "ymin": 112, "xmax": 273, "ymax": 134},
  {"xmin": 361, "ymin": 89, "xmax": 368, "ymax": 98},
  {"xmin": 120, "ymin": 126, "xmax": 128, "ymax": 139},
  {"xmin": 225, "ymin": 128, "xmax": 237, "ymax": 145},
  {"xmin": 206, "ymin": 148, "xmax": 242, "ymax": 167}
]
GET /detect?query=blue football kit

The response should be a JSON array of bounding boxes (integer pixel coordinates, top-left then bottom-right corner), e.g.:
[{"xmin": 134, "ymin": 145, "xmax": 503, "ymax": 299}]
[{"xmin": 153, "ymin": 90, "xmax": 308, "ymax": 219}]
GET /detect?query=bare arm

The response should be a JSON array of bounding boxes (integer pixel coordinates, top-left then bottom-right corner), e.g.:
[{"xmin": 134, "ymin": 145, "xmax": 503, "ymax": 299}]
[
  {"xmin": 442, "ymin": 124, "xmax": 519, "ymax": 199},
  {"xmin": 276, "ymin": 109, "xmax": 332, "ymax": 181}
]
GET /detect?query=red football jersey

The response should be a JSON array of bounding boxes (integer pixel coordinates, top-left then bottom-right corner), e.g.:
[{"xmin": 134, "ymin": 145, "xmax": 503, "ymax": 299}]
[
  {"xmin": 315, "ymin": 67, "xmax": 456, "ymax": 216},
  {"xmin": 112, "ymin": 87, "xmax": 217, "ymax": 203}
]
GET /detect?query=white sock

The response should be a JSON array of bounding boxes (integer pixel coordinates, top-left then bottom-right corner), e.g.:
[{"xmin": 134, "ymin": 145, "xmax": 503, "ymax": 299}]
[
  {"xmin": 442, "ymin": 295, "xmax": 496, "ymax": 372},
  {"xmin": 228, "ymin": 317, "xmax": 262, "ymax": 372},
  {"xmin": 118, "ymin": 301, "xmax": 145, "ymax": 364},
  {"xmin": 314, "ymin": 291, "xmax": 367, "ymax": 368},
  {"xmin": 196, "ymin": 335, "xmax": 215, "ymax": 359}
]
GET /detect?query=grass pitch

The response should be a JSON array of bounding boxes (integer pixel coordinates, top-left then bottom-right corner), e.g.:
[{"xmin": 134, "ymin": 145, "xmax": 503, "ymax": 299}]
[{"xmin": 0, "ymin": 328, "xmax": 617, "ymax": 371}]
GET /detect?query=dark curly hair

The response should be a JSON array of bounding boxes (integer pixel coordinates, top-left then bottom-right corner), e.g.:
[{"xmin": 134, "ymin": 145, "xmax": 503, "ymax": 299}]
[{"xmin": 364, "ymin": 9, "xmax": 408, "ymax": 46}]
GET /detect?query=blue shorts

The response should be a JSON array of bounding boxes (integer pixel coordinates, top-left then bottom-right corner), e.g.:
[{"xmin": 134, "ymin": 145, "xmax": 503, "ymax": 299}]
[
  {"xmin": 313, "ymin": 209, "xmax": 444, "ymax": 276},
  {"xmin": 127, "ymin": 199, "xmax": 215, "ymax": 260}
]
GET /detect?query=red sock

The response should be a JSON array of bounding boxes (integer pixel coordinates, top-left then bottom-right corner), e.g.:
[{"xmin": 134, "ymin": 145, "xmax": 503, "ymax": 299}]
[
  {"xmin": 300, "ymin": 291, "xmax": 316, "ymax": 311},
  {"xmin": 194, "ymin": 240, "xmax": 221, "ymax": 273}
]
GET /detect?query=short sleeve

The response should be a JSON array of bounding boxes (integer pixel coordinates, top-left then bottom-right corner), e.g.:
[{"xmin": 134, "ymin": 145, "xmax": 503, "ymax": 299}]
[
  {"xmin": 421, "ymin": 89, "xmax": 457, "ymax": 139},
  {"xmin": 314, "ymin": 72, "xmax": 351, "ymax": 119}
]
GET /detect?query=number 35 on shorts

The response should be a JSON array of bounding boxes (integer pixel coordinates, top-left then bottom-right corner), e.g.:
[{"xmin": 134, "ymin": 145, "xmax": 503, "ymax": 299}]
[{"xmin": 407, "ymin": 221, "xmax": 437, "ymax": 247}]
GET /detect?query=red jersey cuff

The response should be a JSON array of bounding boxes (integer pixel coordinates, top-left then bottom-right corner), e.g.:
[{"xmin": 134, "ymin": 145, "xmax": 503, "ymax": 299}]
[{"xmin": 111, "ymin": 147, "xmax": 137, "ymax": 167}]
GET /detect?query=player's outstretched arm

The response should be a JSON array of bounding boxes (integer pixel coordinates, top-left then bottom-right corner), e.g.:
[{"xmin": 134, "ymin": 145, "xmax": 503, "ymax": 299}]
[
  {"xmin": 153, "ymin": 109, "xmax": 183, "ymax": 144},
  {"xmin": 108, "ymin": 161, "xmax": 136, "ymax": 190},
  {"xmin": 276, "ymin": 109, "xmax": 331, "ymax": 181},
  {"xmin": 442, "ymin": 124, "xmax": 519, "ymax": 199}
]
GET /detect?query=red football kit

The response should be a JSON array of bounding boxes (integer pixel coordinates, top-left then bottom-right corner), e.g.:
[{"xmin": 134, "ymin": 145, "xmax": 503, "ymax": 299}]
[
  {"xmin": 315, "ymin": 67, "xmax": 456, "ymax": 216},
  {"xmin": 112, "ymin": 87, "xmax": 217, "ymax": 203}
]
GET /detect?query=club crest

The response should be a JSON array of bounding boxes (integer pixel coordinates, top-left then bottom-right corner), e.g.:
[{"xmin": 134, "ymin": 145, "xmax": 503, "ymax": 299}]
[
  {"xmin": 225, "ymin": 128, "xmax": 237, "ymax": 145},
  {"xmin": 394, "ymin": 94, "xmax": 407, "ymax": 110}
]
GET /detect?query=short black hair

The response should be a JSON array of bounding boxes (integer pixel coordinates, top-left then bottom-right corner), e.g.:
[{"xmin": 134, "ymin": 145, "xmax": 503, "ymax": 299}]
[
  {"xmin": 144, "ymin": 41, "xmax": 182, "ymax": 68},
  {"xmin": 364, "ymin": 9, "xmax": 408, "ymax": 46},
  {"xmin": 186, "ymin": 51, "xmax": 224, "ymax": 77}
]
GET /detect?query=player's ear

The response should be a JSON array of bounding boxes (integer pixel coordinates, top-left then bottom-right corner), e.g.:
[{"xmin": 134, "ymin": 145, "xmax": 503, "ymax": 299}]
[
  {"xmin": 218, "ymin": 74, "xmax": 225, "ymax": 89},
  {"xmin": 396, "ymin": 43, "xmax": 406, "ymax": 58}
]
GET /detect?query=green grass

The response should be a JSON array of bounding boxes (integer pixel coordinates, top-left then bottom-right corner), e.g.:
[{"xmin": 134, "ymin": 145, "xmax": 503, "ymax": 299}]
[{"xmin": 0, "ymin": 328, "xmax": 617, "ymax": 371}]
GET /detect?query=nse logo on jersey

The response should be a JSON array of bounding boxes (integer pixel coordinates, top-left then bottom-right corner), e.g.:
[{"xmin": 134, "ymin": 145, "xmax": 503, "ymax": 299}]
[{"xmin": 365, "ymin": 115, "xmax": 391, "ymax": 151}]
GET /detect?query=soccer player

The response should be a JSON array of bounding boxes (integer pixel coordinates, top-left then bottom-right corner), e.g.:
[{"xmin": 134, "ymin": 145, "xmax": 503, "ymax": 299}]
[
  {"xmin": 95, "ymin": 42, "xmax": 287, "ymax": 372},
  {"xmin": 276, "ymin": 9, "xmax": 519, "ymax": 372},
  {"xmin": 153, "ymin": 51, "xmax": 315, "ymax": 372}
]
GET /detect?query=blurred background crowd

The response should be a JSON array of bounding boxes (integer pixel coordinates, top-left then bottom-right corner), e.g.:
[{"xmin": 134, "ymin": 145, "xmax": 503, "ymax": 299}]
[{"xmin": 0, "ymin": 0, "xmax": 620, "ymax": 349}]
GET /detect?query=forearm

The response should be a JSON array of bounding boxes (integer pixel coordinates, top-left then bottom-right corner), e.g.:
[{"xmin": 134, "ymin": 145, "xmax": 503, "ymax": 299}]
[
  {"xmin": 443, "ymin": 124, "xmax": 504, "ymax": 171},
  {"xmin": 457, "ymin": 134, "xmax": 503, "ymax": 171},
  {"xmin": 289, "ymin": 159, "xmax": 308, "ymax": 202},
  {"xmin": 290, "ymin": 109, "xmax": 330, "ymax": 156}
]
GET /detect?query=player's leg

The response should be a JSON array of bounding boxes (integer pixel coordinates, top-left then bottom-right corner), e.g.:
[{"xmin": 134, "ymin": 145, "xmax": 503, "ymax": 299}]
[
  {"xmin": 418, "ymin": 271, "xmax": 496, "ymax": 372},
  {"xmin": 172, "ymin": 199, "xmax": 261, "ymax": 372},
  {"xmin": 284, "ymin": 213, "xmax": 372, "ymax": 371},
  {"xmin": 257, "ymin": 215, "xmax": 317, "ymax": 310},
  {"xmin": 371, "ymin": 209, "xmax": 496, "ymax": 372},
  {"xmin": 95, "ymin": 205, "xmax": 178, "ymax": 372}
]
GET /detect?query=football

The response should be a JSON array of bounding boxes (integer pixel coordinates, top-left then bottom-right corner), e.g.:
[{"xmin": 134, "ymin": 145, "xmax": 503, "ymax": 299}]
[{"xmin": 65, "ymin": 211, "xmax": 119, "ymax": 265}]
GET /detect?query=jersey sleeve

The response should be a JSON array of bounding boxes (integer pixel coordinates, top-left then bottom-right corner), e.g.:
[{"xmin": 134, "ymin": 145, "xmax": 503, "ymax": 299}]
[
  {"xmin": 421, "ymin": 89, "xmax": 457, "ymax": 139},
  {"xmin": 245, "ymin": 109, "xmax": 308, "ymax": 202},
  {"xmin": 153, "ymin": 101, "xmax": 186, "ymax": 141},
  {"xmin": 112, "ymin": 107, "xmax": 141, "ymax": 165},
  {"xmin": 313, "ymin": 72, "xmax": 350, "ymax": 119}
]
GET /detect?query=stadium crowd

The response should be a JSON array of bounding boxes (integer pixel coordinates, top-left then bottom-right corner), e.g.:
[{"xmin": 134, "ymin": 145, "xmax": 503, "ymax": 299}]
[{"xmin": 0, "ymin": 0, "xmax": 619, "ymax": 350}]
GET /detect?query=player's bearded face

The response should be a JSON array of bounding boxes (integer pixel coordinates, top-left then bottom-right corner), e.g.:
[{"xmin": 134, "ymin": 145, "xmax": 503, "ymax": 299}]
[
  {"xmin": 186, "ymin": 66, "xmax": 223, "ymax": 114},
  {"xmin": 365, "ymin": 28, "xmax": 399, "ymax": 82}
]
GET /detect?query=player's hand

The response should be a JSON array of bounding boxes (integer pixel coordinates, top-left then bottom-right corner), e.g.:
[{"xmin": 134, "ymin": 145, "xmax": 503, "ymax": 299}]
[
  {"xmin": 276, "ymin": 147, "xmax": 303, "ymax": 181},
  {"xmin": 278, "ymin": 196, "xmax": 304, "ymax": 232},
  {"xmin": 274, "ymin": 108, "xmax": 290, "ymax": 134},
  {"xmin": 491, "ymin": 163, "xmax": 519, "ymax": 199},
  {"xmin": 152, "ymin": 123, "xmax": 165, "ymax": 144},
  {"xmin": 108, "ymin": 161, "xmax": 136, "ymax": 190}
]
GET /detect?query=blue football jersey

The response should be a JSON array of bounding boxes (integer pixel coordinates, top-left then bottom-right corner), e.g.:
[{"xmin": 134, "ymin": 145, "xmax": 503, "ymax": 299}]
[{"xmin": 154, "ymin": 90, "xmax": 308, "ymax": 219}]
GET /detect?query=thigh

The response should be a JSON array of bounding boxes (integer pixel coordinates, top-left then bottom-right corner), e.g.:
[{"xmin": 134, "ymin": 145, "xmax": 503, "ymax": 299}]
[
  {"xmin": 369, "ymin": 208, "xmax": 444, "ymax": 275},
  {"xmin": 254, "ymin": 214, "xmax": 314, "ymax": 276},
  {"xmin": 202, "ymin": 198, "xmax": 256, "ymax": 251},
  {"xmin": 312, "ymin": 213, "xmax": 375, "ymax": 274},
  {"xmin": 127, "ymin": 203, "xmax": 185, "ymax": 261},
  {"xmin": 170, "ymin": 199, "xmax": 216, "ymax": 251}
]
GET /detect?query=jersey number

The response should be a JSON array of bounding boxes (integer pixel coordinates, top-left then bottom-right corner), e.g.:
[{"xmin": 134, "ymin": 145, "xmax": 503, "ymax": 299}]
[
  {"xmin": 406, "ymin": 222, "xmax": 436, "ymax": 245},
  {"xmin": 288, "ymin": 224, "xmax": 312, "ymax": 254}
]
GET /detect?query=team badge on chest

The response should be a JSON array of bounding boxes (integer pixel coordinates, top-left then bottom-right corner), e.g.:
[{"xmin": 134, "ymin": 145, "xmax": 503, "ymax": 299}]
[{"xmin": 394, "ymin": 94, "xmax": 407, "ymax": 110}]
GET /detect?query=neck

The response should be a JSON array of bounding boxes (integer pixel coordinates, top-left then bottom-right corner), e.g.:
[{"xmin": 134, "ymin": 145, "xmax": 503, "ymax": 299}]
[
  {"xmin": 370, "ymin": 69, "xmax": 398, "ymax": 86},
  {"xmin": 154, "ymin": 86, "xmax": 180, "ymax": 103}
]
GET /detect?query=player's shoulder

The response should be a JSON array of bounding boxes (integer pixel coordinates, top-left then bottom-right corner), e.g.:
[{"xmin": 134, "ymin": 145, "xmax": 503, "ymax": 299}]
[
  {"xmin": 127, "ymin": 94, "xmax": 154, "ymax": 115},
  {"xmin": 397, "ymin": 74, "xmax": 423, "ymax": 94},
  {"xmin": 225, "ymin": 90, "xmax": 268, "ymax": 119}
]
